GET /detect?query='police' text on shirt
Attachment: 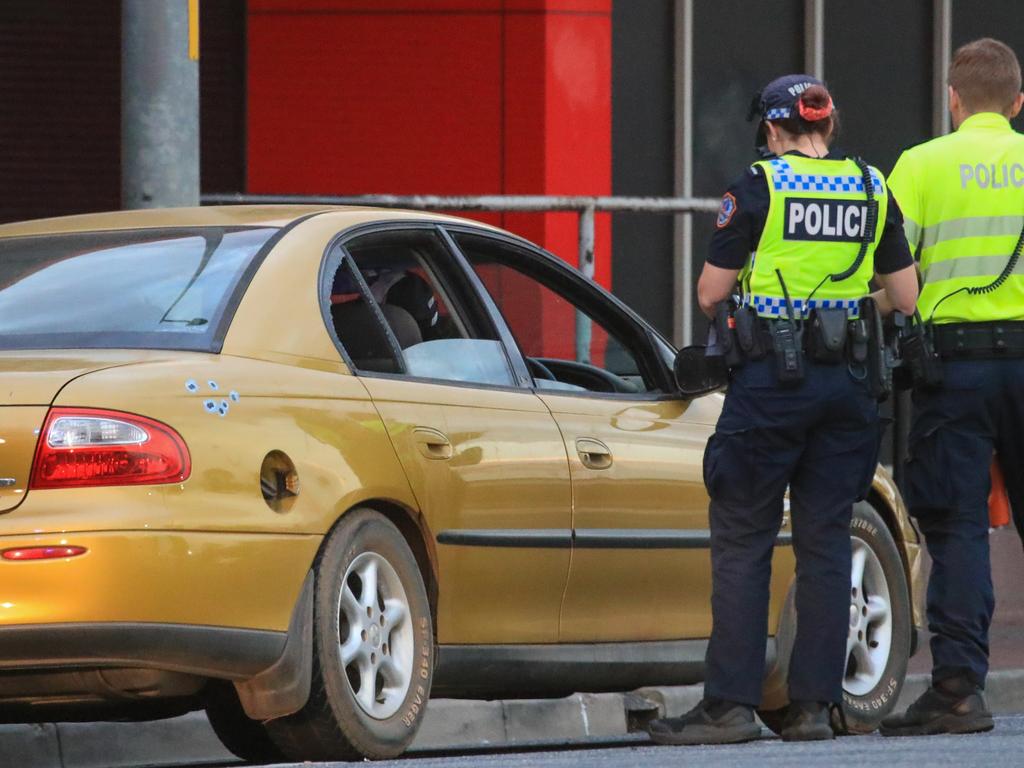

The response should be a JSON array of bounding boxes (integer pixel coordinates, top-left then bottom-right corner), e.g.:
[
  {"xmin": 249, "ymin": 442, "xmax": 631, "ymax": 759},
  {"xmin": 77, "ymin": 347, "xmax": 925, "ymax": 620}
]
[
  {"xmin": 959, "ymin": 163, "xmax": 1024, "ymax": 189},
  {"xmin": 783, "ymin": 198, "xmax": 870, "ymax": 242}
]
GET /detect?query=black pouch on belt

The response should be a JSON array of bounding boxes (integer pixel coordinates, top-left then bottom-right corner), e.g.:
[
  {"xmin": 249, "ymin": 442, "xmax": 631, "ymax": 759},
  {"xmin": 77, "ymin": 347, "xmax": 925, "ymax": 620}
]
[
  {"xmin": 733, "ymin": 305, "xmax": 766, "ymax": 360},
  {"xmin": 858, "ymin": 297, "xmax": 891, "ymax": 401},
  {"xmin": 901, "ymin": 323, "xmax": 944, "ymax": 390},
  {"xmin": 714, "ymin": 300, "xmax": 744, "ymax": 368},
  {"xmin": 806, "ymin": 308, "xmax": 849, "ymax": 363}
]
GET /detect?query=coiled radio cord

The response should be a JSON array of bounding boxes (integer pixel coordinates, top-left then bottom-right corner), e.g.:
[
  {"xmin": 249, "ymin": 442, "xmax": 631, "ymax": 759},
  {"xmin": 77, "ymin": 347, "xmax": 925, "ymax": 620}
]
[
  {"xmin": 803, "ymin": 157, "xmax": 879, "ymax": 312},
  {"xmin": 927, "ymin": 218, "xmax": 1024, "ymax": 321}
]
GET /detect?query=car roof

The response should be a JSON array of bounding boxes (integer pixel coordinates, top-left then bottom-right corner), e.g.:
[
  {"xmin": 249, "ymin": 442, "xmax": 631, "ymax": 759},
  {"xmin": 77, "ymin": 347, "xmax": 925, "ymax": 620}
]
[{"xmin": 0, "ymin": 205, "xmax": 503, "ymax": 237}]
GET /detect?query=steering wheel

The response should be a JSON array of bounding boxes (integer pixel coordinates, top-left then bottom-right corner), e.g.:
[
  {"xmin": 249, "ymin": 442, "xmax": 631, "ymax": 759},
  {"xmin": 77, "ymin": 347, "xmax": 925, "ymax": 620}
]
[
  {"xmin": 536, "ymin": 358, "xmax": 640, "ymax": 394},
  {"xmin": 526, "ymin": 357, "xmax": 557, "ymax": 382}
]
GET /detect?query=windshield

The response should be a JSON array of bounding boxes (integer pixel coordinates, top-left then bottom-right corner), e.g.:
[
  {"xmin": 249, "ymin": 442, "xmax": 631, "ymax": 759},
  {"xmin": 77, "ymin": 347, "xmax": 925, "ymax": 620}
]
[{"xmin": 0, "ymin": 227, "xmax": 277, "ymax": 352}]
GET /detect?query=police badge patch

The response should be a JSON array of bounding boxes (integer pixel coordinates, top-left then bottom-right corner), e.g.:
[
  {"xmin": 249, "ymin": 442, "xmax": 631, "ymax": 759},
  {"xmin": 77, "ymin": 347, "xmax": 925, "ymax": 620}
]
[{"xmin": 716, "ymin": 192, "xmax": 737, "ymax": 228}]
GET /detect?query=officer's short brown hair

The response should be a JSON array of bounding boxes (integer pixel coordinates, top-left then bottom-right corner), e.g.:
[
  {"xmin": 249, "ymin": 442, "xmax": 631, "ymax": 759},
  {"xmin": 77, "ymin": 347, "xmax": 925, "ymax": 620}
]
[{"xmin": 949, "ymin": 38, "xmax": 1022, "ymax": 114}]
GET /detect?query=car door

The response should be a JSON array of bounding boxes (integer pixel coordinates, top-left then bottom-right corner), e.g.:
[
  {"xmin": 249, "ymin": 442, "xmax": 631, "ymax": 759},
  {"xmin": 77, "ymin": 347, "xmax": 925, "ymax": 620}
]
[
  {"xmin": 450, "ymin": 229, "xmax": 793, "ymax": 643},
  {"xmin": 323, "ymin": 225, "xmax": 572, "ymax": 645}
]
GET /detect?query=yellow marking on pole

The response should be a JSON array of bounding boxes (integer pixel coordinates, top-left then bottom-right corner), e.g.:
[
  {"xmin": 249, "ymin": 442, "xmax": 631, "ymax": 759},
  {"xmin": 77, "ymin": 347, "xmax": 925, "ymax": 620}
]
[{"xmin": 188, "ymin": 0, "xmax": 200, "ymax": 61}]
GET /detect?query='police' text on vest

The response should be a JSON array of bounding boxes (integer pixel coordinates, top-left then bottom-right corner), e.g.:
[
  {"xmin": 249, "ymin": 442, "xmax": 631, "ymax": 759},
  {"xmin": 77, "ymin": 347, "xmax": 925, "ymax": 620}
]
[{"xmin": 783, "ymin": 198, "xmax": 867, "ymax": 243}]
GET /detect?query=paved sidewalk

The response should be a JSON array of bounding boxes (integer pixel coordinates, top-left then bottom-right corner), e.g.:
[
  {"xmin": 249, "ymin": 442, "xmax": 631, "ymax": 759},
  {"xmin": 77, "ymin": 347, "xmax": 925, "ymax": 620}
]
[{"xmin": 4, "ymin": 671, "xmax": 1024, "ymax": 768}]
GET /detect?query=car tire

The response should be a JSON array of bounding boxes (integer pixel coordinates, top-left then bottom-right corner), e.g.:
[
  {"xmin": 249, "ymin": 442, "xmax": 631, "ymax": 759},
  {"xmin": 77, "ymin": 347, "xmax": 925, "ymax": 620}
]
[
  {"xmin": 267, "ymin": 508, "xmax": 434, "ymax": 761},
  {"xmin": 204, "ymin": 680, "xmax": 285, "ymax": 765},
  {"xmin": 758, "ymin": 502, "xmax": 911, "ymax": 735}
]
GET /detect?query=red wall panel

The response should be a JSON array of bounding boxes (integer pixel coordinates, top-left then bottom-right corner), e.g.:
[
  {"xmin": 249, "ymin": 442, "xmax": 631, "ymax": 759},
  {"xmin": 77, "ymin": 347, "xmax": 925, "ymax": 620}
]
[
  {"xmin": 247, "ymin": 5, "xmax": 503, "ymax": 196},
  {"xmin": 247, "ymin": 0, "xmax": 613, "ymax": 338}
]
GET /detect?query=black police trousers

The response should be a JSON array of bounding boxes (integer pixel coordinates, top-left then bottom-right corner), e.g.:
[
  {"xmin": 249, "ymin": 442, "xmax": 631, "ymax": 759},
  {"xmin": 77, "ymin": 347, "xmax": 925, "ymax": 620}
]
[
  {"xmin": 905, "ymin": 358, "xmax": 1024, "ymax": 688},
  {"xmin": 702, "ymin": 357, "xmax": 880, "ymax": 707}
]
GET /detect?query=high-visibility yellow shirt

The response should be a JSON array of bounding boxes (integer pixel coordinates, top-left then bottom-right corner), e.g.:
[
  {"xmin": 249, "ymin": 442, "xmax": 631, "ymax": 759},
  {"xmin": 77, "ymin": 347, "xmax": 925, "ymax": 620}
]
[{"xmin": 888, "ymin": 112, "xmax": 1024, "ymax": 324}]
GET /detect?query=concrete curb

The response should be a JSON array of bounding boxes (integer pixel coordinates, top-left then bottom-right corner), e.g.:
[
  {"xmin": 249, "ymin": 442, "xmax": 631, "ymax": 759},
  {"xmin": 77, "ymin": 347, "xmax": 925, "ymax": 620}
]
[{"xmin": 4, "ymin": 672, "xmax": 1023, "ymax": 767}]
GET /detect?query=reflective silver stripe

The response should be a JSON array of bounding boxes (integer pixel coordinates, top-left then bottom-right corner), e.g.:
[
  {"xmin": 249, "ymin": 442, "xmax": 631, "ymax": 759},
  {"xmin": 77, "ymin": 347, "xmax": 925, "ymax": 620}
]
[
  {"xmin": 920, "ymin": 215, "xmax": 1024, "ymax": 249},
  {"xmin": 922, "ymin": 254, "xmax": 1024, "ymax": 283},
  {"xmin": 903, "ymin": 216, "xmax": 921, "ymax": 249}
]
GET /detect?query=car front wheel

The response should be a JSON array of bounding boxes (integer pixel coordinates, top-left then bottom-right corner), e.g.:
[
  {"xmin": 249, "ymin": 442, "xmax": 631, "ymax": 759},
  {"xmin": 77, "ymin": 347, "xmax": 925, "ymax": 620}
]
[
  {"xmin": 268, "ymin": 508, "xmax": 434, "ymax": 761},
  {"xmin": 758, "ymin": 502, "xmax": 912, "ymax": 734}
]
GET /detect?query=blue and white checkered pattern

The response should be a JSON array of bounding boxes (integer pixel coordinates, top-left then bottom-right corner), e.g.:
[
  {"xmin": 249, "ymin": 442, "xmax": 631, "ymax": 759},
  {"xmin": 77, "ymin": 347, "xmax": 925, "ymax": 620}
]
[
  {"xmin": 768, "ymin": 158, "xmax": 883, "ymax": 194},
  {"xmin": 764, "ymin": 107, "xmax": 791, "ymax": 120},
  {"xmin": 747, "ymin": 295, "xmax": 860, "ymax": 317}
]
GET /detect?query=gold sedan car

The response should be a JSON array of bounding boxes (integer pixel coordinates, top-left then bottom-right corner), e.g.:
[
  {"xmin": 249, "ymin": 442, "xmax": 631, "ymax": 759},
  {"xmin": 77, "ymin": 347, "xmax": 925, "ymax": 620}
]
[{"xmin": 0, "ymin": 207, "xmax": 923, "ymax": 761}]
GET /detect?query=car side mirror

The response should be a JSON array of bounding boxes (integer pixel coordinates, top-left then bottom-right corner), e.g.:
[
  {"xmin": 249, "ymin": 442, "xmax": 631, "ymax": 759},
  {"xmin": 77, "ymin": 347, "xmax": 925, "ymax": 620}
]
[{"xmin": 674, "ymin": 345, "xmax": 728, "ymax": 397}]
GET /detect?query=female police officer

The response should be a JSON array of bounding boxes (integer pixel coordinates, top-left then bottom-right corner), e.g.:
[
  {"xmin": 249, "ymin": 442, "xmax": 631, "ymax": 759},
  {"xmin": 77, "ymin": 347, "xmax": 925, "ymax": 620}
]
[{"xmin": 648, "ymin": 76, "xmax": 919, "ymax": 745}]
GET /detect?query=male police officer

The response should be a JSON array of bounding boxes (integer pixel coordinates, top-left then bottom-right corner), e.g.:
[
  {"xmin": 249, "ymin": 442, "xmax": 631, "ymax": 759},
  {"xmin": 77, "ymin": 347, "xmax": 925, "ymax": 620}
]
[{"xmin": 881, "ymin": 38, "xmax": 1024, "ymax": 737}]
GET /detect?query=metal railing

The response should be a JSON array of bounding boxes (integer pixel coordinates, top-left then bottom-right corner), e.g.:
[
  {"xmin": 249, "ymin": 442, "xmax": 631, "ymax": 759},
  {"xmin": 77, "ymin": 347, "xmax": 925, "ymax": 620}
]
[{"xmin": 201, "ymin": 193, "xmax": 721, "ymax": 348}]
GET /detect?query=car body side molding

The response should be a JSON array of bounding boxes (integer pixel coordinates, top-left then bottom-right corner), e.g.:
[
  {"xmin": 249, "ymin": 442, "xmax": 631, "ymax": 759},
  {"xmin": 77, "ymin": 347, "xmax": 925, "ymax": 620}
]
[
  {"xmin": 436, "ymin": 529, "xmax": 793, "ymax": 549},
  {"xmin": 436, "ymin": 529, "xmax": 573, "ymax": 548}
]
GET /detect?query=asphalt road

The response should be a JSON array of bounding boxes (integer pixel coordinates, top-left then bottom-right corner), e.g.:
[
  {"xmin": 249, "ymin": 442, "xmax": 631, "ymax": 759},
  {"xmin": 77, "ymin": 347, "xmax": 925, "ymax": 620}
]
[{"xmin": 208, "ymin": 715, "xmax": 1024, "ymax": 768}]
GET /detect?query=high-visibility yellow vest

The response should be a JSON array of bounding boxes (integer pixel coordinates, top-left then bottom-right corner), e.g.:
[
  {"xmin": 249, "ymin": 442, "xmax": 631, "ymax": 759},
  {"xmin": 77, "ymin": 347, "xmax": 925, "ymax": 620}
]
[
  {"xmin": 740, "ymin": 154, "xmax": 887, "ymax": 318},
  {"xmin": 888, "ymin": 112, "xmax": 1024, "ymax": 324}
]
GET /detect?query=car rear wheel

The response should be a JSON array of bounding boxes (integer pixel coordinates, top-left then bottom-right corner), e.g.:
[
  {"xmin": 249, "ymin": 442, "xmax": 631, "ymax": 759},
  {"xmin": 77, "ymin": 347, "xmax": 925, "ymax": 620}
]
[
  {"xmin": 267, "ymin": 508, "xmax": 434, "ymax": 761},
  {"xmin": 758, "ymin": 502, "xmax": 911, "ymax": 735}
]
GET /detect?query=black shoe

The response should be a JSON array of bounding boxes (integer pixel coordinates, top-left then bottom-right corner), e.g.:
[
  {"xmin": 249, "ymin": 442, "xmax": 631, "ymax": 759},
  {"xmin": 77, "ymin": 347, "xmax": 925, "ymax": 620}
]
[
  {"xmin": 880, "ymin": 677, "xmax": 994, "ymax": 737},
  {"xmin": 648, "ymin": 698, "xmax": 761, "ymax": 746},
  {"xmin": 780, "ymin": 700, "xmax": 835, "ymax": 741}
]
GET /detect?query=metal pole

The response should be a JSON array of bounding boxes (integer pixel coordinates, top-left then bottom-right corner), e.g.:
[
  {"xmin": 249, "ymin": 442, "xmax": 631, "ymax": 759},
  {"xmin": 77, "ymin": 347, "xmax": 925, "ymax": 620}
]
[
  {"xmin": 576, "ymin": 206, "xmax": 596, "ymax": 363},
  {"xmin": 122, "ymin": 0, "xmax": 200, "ymax": 208},
  {"xmin": 804, "ymin": 0, "xmax": 825, "ymax": 80},
  {"xmin": 932, "ymin": 0, "xmax": 952, "ymax": 137},
  {"xmin": 673, "ymin": 0, "xmax": 694, "ymax": 348},
  {"xmin": 201, "ymin": 192, "xmax": 721, "ymax": 213}
]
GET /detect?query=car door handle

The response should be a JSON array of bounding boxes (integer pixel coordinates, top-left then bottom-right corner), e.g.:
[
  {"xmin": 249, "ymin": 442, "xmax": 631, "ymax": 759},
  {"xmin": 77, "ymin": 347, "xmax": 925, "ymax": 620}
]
[
  {"xmin": 576, "ymin": 438, "xmax": 613, "ymax": 470},
  {"xmin": 413, "ymin": 427, "xmax": 453, "ymax": 460}
]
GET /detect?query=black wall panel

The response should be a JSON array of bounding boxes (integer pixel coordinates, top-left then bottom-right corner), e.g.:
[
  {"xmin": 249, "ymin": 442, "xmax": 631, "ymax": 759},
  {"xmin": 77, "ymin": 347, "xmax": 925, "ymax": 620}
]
[
  {"xmin": 693, "ymin": 0, "xmax": 803, "ymax": 199},
  {"xmin": 0, "ymin": 1, "xmax": 121, "ymax": 223},
  {"xmin": 952, "ymin": 0, "xmax": 1024, "ymax": 132},
  {"xmin": 691, "ymin": 0, "xmax": 802, "ymax": 339},
  {"xmin": 0, "ymin": 1, "xmax": 246, "ymax": 224},
  {"xmin": 825, "ymin": 0, "xmax": 932, "ymax": 174},
  {"xmin": 200, "ymin": 0, "xmax": 247, "ymax": 194},
  {"xmin": 611, "ymin": 0, "xmax": 676, "ymax": 337}
]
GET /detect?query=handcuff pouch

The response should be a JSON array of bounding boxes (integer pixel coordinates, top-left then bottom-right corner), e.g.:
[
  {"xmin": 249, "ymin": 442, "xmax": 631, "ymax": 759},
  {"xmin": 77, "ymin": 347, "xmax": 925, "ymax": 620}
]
[{"xmin": 807, "ymin": 308, "xmax": 849, "ymax": 364}]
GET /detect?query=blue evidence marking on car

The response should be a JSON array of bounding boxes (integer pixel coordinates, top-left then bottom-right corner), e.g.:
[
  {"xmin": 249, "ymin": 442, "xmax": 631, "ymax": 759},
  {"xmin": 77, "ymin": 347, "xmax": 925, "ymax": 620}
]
[{"xmin": 190, "ymin": 379, "xmax": 240, "ymax": 415}]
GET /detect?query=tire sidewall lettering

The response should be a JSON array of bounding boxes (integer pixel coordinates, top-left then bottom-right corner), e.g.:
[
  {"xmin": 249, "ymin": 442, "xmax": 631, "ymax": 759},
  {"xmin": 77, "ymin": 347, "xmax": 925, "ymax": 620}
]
[{"xmin": 844, "ymin": 675, "xmax": 899, "ymax": 712}]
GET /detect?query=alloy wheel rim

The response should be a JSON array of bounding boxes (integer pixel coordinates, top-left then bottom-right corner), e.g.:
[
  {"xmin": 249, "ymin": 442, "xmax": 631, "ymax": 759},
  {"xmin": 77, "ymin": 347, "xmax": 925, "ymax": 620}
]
[
  {"xmin": 337, "ymin": 551, "xmax": 414, "ymax": 719},
  {"xmin": 844, "ymin": 537, "xmax": 893, "ymax": 696}
]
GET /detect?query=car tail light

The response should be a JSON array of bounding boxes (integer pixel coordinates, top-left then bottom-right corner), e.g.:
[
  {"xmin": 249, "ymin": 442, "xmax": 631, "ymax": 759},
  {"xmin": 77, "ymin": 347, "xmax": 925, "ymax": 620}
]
[{"xmin": 30, "ymin": 408, "xmax": 190, "ymax": 489}]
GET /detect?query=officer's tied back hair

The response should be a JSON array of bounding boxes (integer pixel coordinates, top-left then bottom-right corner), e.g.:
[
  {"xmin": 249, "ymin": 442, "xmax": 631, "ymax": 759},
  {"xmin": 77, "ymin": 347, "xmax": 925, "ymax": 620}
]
[
  {"xmin": 949, "ymin": 38, "xmax": 1022, "ymax": 115},
  {"xmin": 769, "ymin": 84, "xmax": 841, "ymax": 143}
]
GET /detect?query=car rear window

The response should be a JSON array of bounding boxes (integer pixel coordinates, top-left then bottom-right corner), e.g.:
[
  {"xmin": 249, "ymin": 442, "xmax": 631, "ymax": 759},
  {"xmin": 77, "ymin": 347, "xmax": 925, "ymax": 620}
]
[{"xmin": 0, "ymin": 227, "xmax": 277, "ymax": 352}]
